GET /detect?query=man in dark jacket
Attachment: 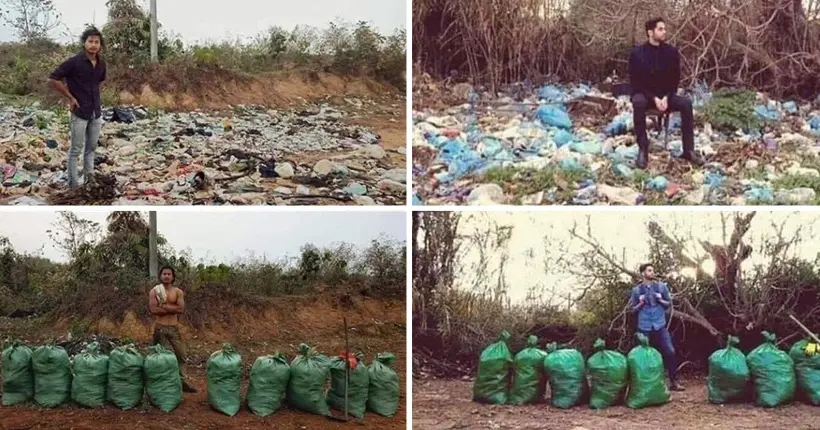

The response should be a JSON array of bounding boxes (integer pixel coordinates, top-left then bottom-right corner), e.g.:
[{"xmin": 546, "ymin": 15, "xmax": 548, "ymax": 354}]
[
  {"xmin": 48, "ymin": 27, "xmax": 106, "ymax": 188},
  {"xmin": 629, "ymin": 18, "xmax": 703, "ymax": 169}
]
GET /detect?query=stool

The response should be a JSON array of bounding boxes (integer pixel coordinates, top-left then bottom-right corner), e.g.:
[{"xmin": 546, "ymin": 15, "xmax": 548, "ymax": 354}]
[{"xmin": 646, "ymin": 108, "xmax": 671, "ymax": 148}]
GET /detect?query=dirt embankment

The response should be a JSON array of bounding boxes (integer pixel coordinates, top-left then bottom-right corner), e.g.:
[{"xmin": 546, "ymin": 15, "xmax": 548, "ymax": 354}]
[
  {"xmin": 413, "ymin": 378, "xmax": 818, "ymax": 430},
  {"xmin": 0, "ymin": 295, "xmax": 407, "ymax": 430}
]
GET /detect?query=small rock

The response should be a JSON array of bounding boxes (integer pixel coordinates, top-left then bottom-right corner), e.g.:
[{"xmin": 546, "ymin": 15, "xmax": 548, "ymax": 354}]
[
  {"xmin": 685, "ymin": 186, "xmax": 707, "ymax": 205},
  {"xmin": 296, "ymin": 185, "xmax": 311, "ymax": 195},
  {"xmin": 274, "ymin": 162, "xmax": 294, "ymax": 178},
  {"xmin": 377, "ymin": 179, "xmax": 405, "ymax": 194},
  {"xmin": 343, "ymin": 182, "xmax": 367, "ymax": 195},
  {"xmin": 520, "ymin": 191, "xmax": 544, "ymax": 205},
  {"xmin": 314, "ymin": 159, "xmax": 333, "ymax": 176},
  {"xmin": 467, "ymin": 184, "xmax": 506, "ymax": 205}
]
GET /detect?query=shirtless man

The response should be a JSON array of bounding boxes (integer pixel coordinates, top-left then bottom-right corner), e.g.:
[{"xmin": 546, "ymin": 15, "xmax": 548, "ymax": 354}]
[{"xmin": 148, "ymin": 265, "xmax": 197, "ymax": 393}]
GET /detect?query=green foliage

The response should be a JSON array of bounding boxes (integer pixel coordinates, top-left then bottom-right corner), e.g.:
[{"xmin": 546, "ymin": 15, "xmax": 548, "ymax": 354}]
[{"xmin": 703, "ymin": 88, "xmax": 761, "ymax": 132}]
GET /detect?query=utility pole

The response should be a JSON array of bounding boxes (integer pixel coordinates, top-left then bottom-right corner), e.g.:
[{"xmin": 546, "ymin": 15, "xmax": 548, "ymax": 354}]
[
  {"xmin": 150, "ymin": 0, "xmax": 158, "ymax": 62},
  {"xmin": 149, "ymin": 211, "xmax": 158, "ymax": 280}
]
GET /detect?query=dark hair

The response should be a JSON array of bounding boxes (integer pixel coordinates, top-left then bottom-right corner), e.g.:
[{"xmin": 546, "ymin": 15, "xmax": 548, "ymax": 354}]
[
  {"xmin": 645, "ymin": 18, "xmax": 664, "ymax": 34},
  {"xmin": 81, "ymin": 26, "xmax": 104, "ymax": 48},
  {"xmin": 639, "ymin": 263, "xmax": 654, "ymax": 274},
  {"xmin": 159, "ymin": 265, "xmax": 175, "ymax": 283}
]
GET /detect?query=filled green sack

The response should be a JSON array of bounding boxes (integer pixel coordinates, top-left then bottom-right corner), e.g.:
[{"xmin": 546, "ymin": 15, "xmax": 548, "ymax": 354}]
[
  {"xmin": 71, "ymin": 342, "xmax": 109, "ymax": 408},
  {"xmin": 328, "ymin": 351, "xmax": 370, "ymax": 418},
  {"xmin": 206, "ymin": 343, "xmax": 242, "ymax": 416},
  {"xmin": 287, "ymin": 343, "xmax": 331, "ymax": 416},
  {"xmin": 543, "ymin": 342, "xmax": 586, "ymax": 408},
  {"xmin": 587, "ymin": 338, "xmax": 627, "ymax": 409},
  {"xmin": 367, "ymin": 352, "xmax": 400, "ymax": 417},
  {"xmin": 707, "ymin": 335, "xmax": 750, "ymax": 404},
  {"xmin": 625, "ymin": 333, "xmax": 669, "ymax": 408},
  {"xmin": 508, "ymin": 335, "xmax": 547, "ymax": 405},
  {"xmin": 747, "ymin": 331, "xmax": 795, "ymax": 407},
  {"xmin": 789, "ymin": 338, "xmax": 820, "ymax": 405},
  {"xmin": 32, "ymin": 344, "xmax": 72, "ymax": 408},
  {"xmin": 107, "ymin": 344, "xmax": 144, "ymax": 410},
  {"xmin": 144, "ymin": 344, "xmax": 182, "ymax": 412},
  {"xmin": 1, "ymin": 340, "xmax": 34, "ymax": 406},
  {"xmin": 247, "ymin": 352, "xmax": 291, "ymax": 417},
  {"xmin": 472, "ymin": 330, "xmax": 513, "ymax": 404}
]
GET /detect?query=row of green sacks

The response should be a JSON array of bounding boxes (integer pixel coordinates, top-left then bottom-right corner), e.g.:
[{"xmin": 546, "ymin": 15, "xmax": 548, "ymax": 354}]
[
  {"xmin": 1, "ymin": 341, "xmax": 400, "ymax": 418},
  {"xmin": 474, "ymin": 331, "xmax": 820, "ymax": 409}
]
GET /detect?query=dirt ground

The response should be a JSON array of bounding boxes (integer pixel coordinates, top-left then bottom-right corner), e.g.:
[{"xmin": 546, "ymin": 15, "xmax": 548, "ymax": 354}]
[
  {"xmin": 0, "ymin": 296, "xmax": 406, "ymax": 430},
  {"xmin": 413, "ymin": 378, "xmax": 819, "ymax": 430}
]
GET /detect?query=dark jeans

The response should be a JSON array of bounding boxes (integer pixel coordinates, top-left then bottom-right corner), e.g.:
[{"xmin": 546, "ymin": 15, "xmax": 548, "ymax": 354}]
[
  {"xmin": 639, "ymin": 327, "xmax": 678, "ymax": 383},
  {"xmin": 632, "ymin": 93, "xmax": 694, "ymax": 154}
]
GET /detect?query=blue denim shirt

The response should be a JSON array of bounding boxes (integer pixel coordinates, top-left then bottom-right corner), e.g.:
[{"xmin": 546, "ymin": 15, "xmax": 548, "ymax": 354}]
[{"xmin": 630, "ymin": 281, "xmax": 672, "ymax": 331}]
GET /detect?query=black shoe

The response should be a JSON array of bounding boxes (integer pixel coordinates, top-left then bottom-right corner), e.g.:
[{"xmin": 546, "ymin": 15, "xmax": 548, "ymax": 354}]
[
  {"xmin": 636, "ymin": 148, "xmax": 648, "ymax": 169},
  {"xmin": 182, "ymin": 380, "xmax": 198, "ymax": 393},
  {"xmin": 681, "ymin": 151, "xmax": 704, "ymax": 167},
  {"xmin": 670, "ymin": 382, "xmax": 685, "ymax": 392}
]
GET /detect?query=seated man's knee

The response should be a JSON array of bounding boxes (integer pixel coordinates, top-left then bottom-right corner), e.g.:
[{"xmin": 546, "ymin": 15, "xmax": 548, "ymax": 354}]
[{"xmin": 632, "ymin": 95, "xmax": 648, "ymax": 110}]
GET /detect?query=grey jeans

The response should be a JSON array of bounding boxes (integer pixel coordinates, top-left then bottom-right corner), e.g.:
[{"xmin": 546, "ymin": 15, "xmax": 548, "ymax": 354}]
[{"xmin": 68, "ymin": 113, "xmax": 102, "ymax": 188}]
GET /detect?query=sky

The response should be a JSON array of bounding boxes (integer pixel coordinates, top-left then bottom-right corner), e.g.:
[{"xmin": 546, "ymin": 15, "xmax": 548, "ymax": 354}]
[
  {"xmin": 0, "ymin": 0, "xmax": 406, "ymax": 43},
  {"xmin": 0, "ymin": 210, "xmax": 406, "ymax": 263},
  {"xmin": 454, "ymin": 211, "xmax": 820, "ymax": 304}
]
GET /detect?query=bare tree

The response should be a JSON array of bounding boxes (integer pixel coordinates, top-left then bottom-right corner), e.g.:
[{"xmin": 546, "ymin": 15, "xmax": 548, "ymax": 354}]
[
  {"xmin": 46, "ymin": 212, "xmax": 101, "ymax": 259},
  {"xmin": 1, "ymin": 0, "xmax": 62, "ymax": 42}
]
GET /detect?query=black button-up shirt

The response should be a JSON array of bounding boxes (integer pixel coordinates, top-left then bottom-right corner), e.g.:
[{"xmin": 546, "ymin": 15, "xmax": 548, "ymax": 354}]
[{"xmin": 49, "ymin": 51, "xmax": 107, "ymax": 120}]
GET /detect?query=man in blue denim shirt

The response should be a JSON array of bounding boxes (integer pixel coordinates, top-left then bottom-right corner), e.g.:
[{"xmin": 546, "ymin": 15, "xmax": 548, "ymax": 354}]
[{"xmin": 629, "ymin": 263, "xmax": 685, "ymax": 391}]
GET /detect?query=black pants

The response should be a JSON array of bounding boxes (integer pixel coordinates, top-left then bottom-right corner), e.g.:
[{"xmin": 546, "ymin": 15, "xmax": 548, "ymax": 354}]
[{"xmin": 632, "ymin": 93, "xmax": 695, "ymax": 153}]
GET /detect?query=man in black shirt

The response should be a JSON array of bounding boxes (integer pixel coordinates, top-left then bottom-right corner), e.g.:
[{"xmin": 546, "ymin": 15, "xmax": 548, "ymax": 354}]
[
  {"xmin": 629, "ymin": 18, "xmax": 703, "ymax": 169},
  {"xmin": 48, "ymin": 27, "xmax": 107, "ymax": 188}
]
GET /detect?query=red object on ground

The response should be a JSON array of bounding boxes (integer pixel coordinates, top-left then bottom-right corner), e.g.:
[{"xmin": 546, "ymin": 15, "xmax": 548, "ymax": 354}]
[
  {"xmin": 441, "ymin": 128, "xmax": 460, "ymax": 139},
  {"xmin": 665, "ymin": 183, "xmax": 682, "ymax": 198},
  {"xmin": 142, "ymin": 188, "xmax": 162, "ymax": 196},
  {"xmin": 338, "ymin": 351, "xmax": 357, "ymax": 368}
]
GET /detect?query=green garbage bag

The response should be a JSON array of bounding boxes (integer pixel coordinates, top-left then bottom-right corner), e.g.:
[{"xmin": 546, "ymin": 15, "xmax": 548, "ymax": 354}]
[
  {"xmin": 625, "ymin": 333, "xmax": 669, "ymax": 408},
  {"xmin": 144, "ymin": 344, "xmax": 182, "ymax": 412},
  {"xmin": 206, "ymin": 343, "xmax": 242, "ymax": 416},
  {"xmin": 328, "ymin": 351, "xmax": 369, "ymax": 418},
  {"xmin": 71, "ymin": 342, "xmax": 109, "ymax": 408},
  {"xmin": 789, "ymin": 338, "xmax": 820, "ymax": 405},
  {"xmin": 287, "ymin": 343, "xmax": 331, "ymax": 416},
  {"xmin": 747, "ymin": 331, "xmax": 795, "ymax": 407},
  {"xmin": 543, "ymin": 342, "xmax": 586, "ymax": 408},
  {"xmin": 247, "ymin": 351, "xmax": 291, "ymax": 417},
  {"xmin": 587, "ymin": 338, "xmax": 627, "ymax": 409},
  {"xmin": 367, "ymin": 352, "xmax": 399, "ymax": 417},
  {"xmin": 1, "ymin": 340, "xmax": 34, "ymax": 406},
  {"xmin": 707, "ymin": 335, "xmax": 750, "ymax": 404},
  {"xmin": 472, "ymin": 331, "xmax": 513, "ymax": 404},
  {"xmin": 107, "ymin": 344, "xmax": 144, "ymax": 410},
  {"xmin": 32, "ymin": 344, "xmax": 72, "ymax": 408},
  {"xmin": 508, "ymin": 335, "xmax": 547, "ymax": 405}
]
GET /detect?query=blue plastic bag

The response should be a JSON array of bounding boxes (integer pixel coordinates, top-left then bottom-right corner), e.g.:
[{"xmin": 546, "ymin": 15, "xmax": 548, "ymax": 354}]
[
  {"xmin": 538, "ymin": 85, "xmax": 566, "ymax": 104},
  {"xmin": 647, "ymin": 176, "xmax": 668, "ymax": 191},
  {"xmin": 612, "ymin": 164, "xmax": 633, "ymax": 178},
  {"xmin": 612, "ymin": 145, "xmax": 639, "ymax": 162},
  {"xmin": 605, "ymin": 112, "xmax": 633, "ymax": 136},
  {"xmin": 783, "ymin": 101, "xmax": 797, "ymax": 114},
  {"xmin": 754, "ymin": 105, "xmax": 780, "ymax": 122},
  {"xmin": 744, "ymin": 187, "xmax": 774, "ymax": 203},
  {"xmin": 536, "ymin": 105, "xmax": 572, "ymax": 129},
  {"xmin": 554, "ymin": 130, "xmax": 574, "ymax": 147},
  {"xmin": 705, "ymin": 172, "xmax": 725, "ymax": 189},
  {"xmin": 569, "ymin": 139, "xmax": 602, "ymax": 154},
  {"xmin": 560, "ymin": 158, "xmax": 582, "ymax": 171}
]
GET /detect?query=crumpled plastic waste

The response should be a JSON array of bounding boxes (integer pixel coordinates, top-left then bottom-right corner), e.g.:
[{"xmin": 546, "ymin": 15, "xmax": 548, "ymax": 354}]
[
  {"xmin": 605, "ymin": 112, "xmax": 633, "ymax": 136},
  {"xmin": 744, "ymin": 187, "xmax": 774, "ymax": 203},
  {"xmin": 553, "ymin": 130, "xmax": 574, "ymax": 147},
  {"xmin": 0, "ymin": 99, "xmax": 404, "ymax": 205},
  {"xmin": 536, "ymin": 105, "xmax": 572, "ymax": 129},
  {"xmin": 754, "ymin": 105, "xmax": 781, "ymax": 122},
  {"xmin": 647, "ymin": 176, "xmax": 668, "ymax": 191}
]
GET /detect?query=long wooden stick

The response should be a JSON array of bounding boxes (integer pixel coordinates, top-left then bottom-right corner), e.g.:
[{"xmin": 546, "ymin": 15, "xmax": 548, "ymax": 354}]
[{"xmin": 789, "ymin": 313, "xmax": 820, "ymax": 344}]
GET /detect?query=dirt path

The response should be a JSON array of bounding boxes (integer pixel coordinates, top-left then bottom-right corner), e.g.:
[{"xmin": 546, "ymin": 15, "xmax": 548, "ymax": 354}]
[{"xmin": 413, "ymin": 378, "xmax": 818, "ymax": 430}]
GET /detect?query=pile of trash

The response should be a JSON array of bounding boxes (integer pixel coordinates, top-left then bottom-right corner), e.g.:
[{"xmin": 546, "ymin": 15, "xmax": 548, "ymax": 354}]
[
  {"xmin": 1, "ymin": 340, "xmax": 401, "ymax": 418},
  {"xmin": 0, "ymin": 101, "xmax": 406, "ymax": 206},
  {"xmin": 412, "ymin": 80, "xmax": 820, "ymax": 205}
]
